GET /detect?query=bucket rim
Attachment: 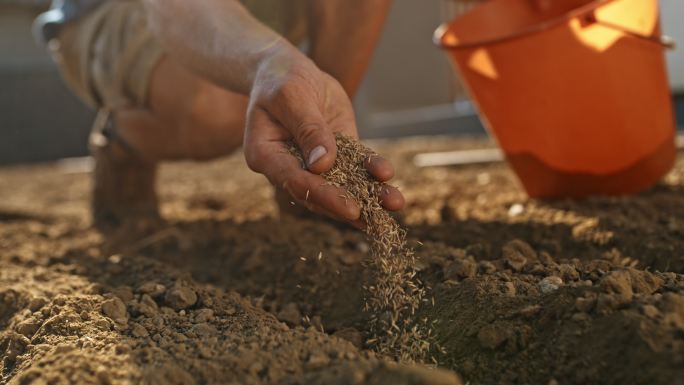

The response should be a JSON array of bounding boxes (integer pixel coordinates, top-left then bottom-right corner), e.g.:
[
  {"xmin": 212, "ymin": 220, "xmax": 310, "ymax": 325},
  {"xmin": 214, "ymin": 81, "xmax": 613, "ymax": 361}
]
[{"xmin": 434, "ymin": 0, "xmax": 612, "ymax": 50}]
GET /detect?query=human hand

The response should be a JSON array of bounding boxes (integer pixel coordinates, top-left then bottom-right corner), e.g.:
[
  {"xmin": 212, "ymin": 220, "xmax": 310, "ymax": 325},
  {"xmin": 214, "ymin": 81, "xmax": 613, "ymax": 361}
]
[{"xmin": 243, "ymin": 45, "xmax": 404, "ymax": 227}]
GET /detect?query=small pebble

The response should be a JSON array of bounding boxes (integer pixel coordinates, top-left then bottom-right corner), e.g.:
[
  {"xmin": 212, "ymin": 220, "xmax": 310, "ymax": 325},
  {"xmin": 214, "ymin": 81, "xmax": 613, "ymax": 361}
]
[
  {"xmin": 539, "ymin": 276, "xmax": 563, "ymax": 294},
  {"xmin": 508, "ymin": 203, "xmax": 524, "ymax": 217},
  {"xmin": 130, "ymin": 323, "xmax": 149, "ymax": 338}
]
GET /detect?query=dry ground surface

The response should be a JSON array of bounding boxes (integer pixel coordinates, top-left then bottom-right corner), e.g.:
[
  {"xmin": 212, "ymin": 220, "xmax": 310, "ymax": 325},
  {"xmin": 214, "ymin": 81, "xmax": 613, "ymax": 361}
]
[{"xmin": 1, "ymin": 136, "xmax": 683, "ymax": 385}]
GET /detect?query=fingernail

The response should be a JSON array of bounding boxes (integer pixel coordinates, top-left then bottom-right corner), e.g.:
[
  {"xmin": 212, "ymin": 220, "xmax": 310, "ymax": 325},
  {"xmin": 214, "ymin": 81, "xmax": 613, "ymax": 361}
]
[{"xmin": 307, "ymin": 146, "xmax": 327, "ymax": 168}]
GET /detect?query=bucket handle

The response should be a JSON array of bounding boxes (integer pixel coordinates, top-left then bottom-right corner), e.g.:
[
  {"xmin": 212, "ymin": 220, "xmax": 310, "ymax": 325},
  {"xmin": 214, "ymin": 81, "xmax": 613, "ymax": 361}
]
[
  {"xmin": 435, "ymin": 0, "xmax": 676, "ymax": 50},
  {"xmin": 585, "ymin": 12, "xmax": 676, "ymax": 50}
]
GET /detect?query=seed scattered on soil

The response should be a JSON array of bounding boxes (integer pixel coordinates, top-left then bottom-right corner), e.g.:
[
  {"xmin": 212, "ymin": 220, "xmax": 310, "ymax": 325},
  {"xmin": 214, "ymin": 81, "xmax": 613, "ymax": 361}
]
[{"xmin": 291, "ymin": 134, "xmax": 433, "ymax": 362}]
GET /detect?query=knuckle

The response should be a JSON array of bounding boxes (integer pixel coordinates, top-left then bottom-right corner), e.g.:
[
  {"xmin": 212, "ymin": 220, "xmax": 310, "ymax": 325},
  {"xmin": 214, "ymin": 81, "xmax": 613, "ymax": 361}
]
[
  {"xmin": 295, "ymin": 122, "xmax": 325, "ymax": 147},
  {"xmin": 243, "ymin": 148, "xmax": 263, "ymax": 173}
]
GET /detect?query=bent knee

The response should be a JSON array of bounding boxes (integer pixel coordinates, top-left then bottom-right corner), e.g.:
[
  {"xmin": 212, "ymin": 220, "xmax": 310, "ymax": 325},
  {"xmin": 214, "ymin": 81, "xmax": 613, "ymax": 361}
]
[{"xmin": 181, "ymin": 84, "xmax": 249, "ymax": 160}]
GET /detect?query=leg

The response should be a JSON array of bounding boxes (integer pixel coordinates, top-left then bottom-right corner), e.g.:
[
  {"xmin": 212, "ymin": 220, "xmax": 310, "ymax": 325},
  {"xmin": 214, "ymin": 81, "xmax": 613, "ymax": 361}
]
[
  {"xmin": 47, "ymin": 1, "xmax": 248, "ymax": 227},
  {"xmin": 306, "ymin": 0, "xmax": 392, "ymax": 97},
  {"xmin": 91, "ymin": 56, "xmax": 248, "ymax": 227},
  {"xmin": 115, "ymin": 56, "xmax": 248, "ymax": 162}
]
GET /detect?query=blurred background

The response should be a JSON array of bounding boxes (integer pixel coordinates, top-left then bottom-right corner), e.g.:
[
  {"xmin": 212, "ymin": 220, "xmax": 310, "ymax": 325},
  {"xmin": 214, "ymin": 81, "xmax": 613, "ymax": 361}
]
[{"xmin": 1, "ymin": 0, "xmax": 683, "ymax": 165}]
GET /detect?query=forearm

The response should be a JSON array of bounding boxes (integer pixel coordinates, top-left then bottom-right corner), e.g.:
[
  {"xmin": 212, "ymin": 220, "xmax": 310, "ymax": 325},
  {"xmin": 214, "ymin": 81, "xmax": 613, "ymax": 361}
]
[
  {"xmin": 142, "ymin": 0, "xmax": 306, "ymax": 95},
  {"xmin": 307, "ymin": 0, "xmax": 393, "ymax": 97}
]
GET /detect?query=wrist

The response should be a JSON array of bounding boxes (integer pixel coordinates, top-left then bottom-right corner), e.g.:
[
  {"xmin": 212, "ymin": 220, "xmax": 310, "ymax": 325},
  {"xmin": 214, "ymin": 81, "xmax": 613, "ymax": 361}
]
[{"xmin": 251, "ymin": 41, "xmax": 318, "ymax": 99}]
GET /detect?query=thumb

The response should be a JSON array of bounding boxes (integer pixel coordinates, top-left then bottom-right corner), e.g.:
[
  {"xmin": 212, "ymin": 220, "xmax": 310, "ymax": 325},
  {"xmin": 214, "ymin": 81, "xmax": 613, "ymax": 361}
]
[
  {"xmin": 266, "ymin": 82, "xmax": 338, "ymax": 174},
  {"xmin": 293, "ymin": 121, "xmax": 337, "ymax": 174}
]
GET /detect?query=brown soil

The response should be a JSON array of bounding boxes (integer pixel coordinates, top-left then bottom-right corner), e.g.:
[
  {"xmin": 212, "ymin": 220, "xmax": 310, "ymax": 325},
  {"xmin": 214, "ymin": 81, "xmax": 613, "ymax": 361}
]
[{"xmin": 1, "ymin": 136, "xmax": 683, "ymax": 385}]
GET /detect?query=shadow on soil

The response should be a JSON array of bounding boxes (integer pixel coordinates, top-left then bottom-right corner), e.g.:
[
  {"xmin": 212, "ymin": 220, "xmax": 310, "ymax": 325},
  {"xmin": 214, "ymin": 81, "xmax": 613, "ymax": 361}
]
[
  {"xmin": 0, "ymin": 210, "xmax": 48, "ymax": 223},
  {"xmin": 54, "ymin": 180, "xmax": 684, "ymax": 334},
  {"xmin": 48, "ymin": 191, "xmax": 684, "ymax": 385},
  {"xmin": 410, "ymin": 183, "xmax": 684, "ymax": 273}
]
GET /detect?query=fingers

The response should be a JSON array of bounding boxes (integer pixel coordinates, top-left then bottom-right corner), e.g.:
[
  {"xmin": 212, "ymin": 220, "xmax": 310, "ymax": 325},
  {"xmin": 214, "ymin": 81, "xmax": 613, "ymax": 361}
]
[
  {"xmin": 296, "ymin": 123, "xmax": 337, "ymax": 174},
  {"xmin": 245, "ymin": 114, "xmax": 360, "ymax": 222},
  {"xmin": 302, "ymin": 201, "xmax": 365, "ymax": 230},
  {"xmin": 364, "ymin": 153, "xmax": 404, "ymax": 211},
  {"xmin": 285, "ymin": 173, "xmax": 361, "ymax": 221},
  {"xmin": 246, "ymin": 106, "xmax": 404, "ymax": 226},
  {"xmin": 364, "ymin": 154, "xmax": 395, "ymax": 182},
  {"xmin": 379, "ymin": 185, "xmax": 405, "ymax": 211}
]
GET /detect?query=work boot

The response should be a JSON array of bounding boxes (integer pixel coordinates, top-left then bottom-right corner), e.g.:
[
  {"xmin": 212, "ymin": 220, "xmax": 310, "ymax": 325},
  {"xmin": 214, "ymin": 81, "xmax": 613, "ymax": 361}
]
[{"xmin": 89, "ymin": 110, "xmax": 160, "ymax": 230}]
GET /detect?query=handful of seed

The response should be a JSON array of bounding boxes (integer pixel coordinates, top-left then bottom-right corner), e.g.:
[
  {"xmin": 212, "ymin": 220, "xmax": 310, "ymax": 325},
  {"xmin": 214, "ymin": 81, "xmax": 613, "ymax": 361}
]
[{"xmin": 291, "ymin": 134, "xmax": 432, "ymax": 363}]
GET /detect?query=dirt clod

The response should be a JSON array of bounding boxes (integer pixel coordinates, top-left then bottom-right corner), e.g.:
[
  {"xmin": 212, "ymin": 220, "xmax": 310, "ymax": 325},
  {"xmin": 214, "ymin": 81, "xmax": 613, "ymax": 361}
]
[
  {"xmin": 277, "ymin": 302, "xmax": 302, "ymax": 326},
  {"xmin": 27, "ymin": 297, "xmax": 48, "ymax": 312},
  {"xmin": 539, "ymin": 276, "xmax": 563, "ymax": 294},
  {"xmin": 444, "ymin": 258, "xmax": 477, "ymax": 281},
  {"xmin": 111, "ymin": 286, "xmax": 134, "ymax": 303},
  {"xmin": 15, "ymin": 318, "xmax": 40, "ymax": 337},
  {"xmin": 477, "ymin": 324, "xmax": 507, "ymax": 350},
  {"xmin": 130, "ymin": 323, "xmax": 149, "ymax": 338},
  {"xmin": 502, "ymin": 240, "xmax": 536, "ymax": 271},
  {"xmin": 165, "ymin": 282, "xmax": 198, "ymax": 310},
  {"xmin": 138, "ymin": 281, "xmax": 167, "ymax": 297},
  {"xmin": 194, "ymin": 309, "xmax": 214, "ymax": 323},
  {"xmin": 101, "ymin": 297, "xmax": 128, "ymax": 323}
]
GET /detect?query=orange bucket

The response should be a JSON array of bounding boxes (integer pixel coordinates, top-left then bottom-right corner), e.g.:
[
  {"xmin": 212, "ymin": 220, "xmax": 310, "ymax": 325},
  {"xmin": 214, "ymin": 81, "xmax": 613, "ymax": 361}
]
[{"xmin": 435, "ymin": 0, "xmax": 677, "ymax": 198}]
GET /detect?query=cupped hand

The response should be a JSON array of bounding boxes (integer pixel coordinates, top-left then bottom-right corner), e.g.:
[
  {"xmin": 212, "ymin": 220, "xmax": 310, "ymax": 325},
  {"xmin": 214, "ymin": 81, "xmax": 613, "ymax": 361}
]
[{"xmin": 243, "ymin": 48, "xmax": 404, "ymax": 226}]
